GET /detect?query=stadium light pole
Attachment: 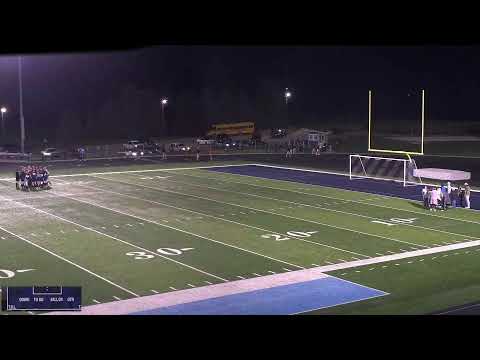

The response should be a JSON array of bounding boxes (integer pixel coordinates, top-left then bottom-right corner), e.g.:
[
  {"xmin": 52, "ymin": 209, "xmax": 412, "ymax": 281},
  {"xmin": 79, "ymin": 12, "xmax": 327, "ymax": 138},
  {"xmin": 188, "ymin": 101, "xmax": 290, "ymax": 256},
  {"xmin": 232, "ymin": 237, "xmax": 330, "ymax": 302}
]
[
  {"xmin": 284, "ymin": 88, "xmax": 292, "ymax": 127},
  {"xmin": 161, "ymin": 98, "xmax": 168, "ymax": 134},
  {"xmin": 1, "ymin": 107, "xmax": 6, "ymax": 137},
  {"xmin": 18, "ymin": 57, "xmax": 25, "ymax": 154}
]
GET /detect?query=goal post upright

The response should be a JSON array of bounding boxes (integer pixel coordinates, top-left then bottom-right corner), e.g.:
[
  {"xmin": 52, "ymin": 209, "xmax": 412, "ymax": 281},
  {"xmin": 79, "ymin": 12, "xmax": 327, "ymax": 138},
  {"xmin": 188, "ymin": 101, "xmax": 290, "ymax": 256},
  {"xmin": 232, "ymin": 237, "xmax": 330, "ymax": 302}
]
[{"xmin": 368, "ymin": 89, "xmax": 425, "ymax": 156}]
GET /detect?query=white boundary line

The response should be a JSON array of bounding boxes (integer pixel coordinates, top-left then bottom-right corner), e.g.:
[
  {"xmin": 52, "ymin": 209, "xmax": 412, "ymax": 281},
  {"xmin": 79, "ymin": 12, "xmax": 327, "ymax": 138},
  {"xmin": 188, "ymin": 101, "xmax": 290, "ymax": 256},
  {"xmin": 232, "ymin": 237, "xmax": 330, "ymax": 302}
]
[
  {"xmin": 437, "ymin": 303, "xmax": 480, "ymax": 315},
  {"xmin": 92, "ymin": 174, "xmax": 427, "ymax": 249},
  {"xmin": 252, "ymin": 163, "xmax": 480, "ymax": 193},
  {"xmin": 0, "ymin": 163, "xmax": 257, "ymax": 182},
  {"xmin": 0, "ymin": 224, "xmax": 139, "ymax": 297}
]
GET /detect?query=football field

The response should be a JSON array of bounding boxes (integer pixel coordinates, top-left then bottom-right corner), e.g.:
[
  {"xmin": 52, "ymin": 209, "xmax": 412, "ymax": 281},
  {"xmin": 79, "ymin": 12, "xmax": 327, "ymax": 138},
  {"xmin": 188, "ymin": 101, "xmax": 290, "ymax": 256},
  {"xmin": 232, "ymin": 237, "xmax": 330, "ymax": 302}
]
[{"xmin": 2, "ymin": 161, "xmax": 480, "ymax": 315}]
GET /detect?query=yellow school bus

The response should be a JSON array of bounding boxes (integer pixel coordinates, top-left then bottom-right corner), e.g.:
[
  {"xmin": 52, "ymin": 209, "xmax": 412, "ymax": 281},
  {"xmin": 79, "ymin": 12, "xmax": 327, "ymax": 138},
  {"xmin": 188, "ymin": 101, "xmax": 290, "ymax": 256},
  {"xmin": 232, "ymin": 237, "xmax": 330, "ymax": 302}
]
[{"xmin": 206, "ymin": 122, "xmax": 255, "ymax": 137}]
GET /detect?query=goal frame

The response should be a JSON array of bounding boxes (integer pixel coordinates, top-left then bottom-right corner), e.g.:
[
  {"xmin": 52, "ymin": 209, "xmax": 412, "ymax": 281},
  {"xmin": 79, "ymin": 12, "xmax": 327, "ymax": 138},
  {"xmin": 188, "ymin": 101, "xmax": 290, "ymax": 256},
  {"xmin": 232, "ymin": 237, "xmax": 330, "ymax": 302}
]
[
  {"xmin": 368, "ymin": 89, "xmax": 425, "ymax": 156},
  {"xmin": 349, "ymin": 154, "xmax": 422, "ymax": 187}
]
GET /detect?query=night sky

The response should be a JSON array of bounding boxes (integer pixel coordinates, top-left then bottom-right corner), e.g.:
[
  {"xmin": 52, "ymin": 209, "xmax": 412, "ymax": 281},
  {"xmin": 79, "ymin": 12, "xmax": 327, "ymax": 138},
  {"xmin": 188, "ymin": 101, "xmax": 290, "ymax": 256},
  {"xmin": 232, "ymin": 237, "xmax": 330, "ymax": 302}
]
[{"xmin": 0, "ymin": 45, "xmax": 479, "ymax": 144}]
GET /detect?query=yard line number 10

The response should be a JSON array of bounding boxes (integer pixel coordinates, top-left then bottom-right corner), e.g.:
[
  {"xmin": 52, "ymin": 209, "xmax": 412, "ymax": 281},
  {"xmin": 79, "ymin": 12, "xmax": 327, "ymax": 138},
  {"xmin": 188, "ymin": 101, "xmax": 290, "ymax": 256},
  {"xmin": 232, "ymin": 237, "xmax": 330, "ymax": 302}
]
[{"xmin": 371, "ymin": 218, "xmax": 417, "ymax": 226}]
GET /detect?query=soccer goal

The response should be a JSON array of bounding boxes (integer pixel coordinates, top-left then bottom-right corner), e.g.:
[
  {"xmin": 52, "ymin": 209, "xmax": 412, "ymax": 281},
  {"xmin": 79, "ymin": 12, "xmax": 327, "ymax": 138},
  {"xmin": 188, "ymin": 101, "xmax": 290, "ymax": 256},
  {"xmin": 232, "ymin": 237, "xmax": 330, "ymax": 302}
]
[{"xmin": 349, "ymin": 154, "xmax": 423, "ymax": 187}]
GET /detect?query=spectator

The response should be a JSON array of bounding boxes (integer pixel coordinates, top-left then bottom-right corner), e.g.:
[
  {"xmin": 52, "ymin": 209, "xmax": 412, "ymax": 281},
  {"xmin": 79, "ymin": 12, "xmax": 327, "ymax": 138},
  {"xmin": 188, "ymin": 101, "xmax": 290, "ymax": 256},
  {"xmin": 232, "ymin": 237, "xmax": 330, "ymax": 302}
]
[
  {"xmin": 162, "ymin": 145, "xmax": 167, "ymax": 160},
  {"xmin": 430, "ymin": 187, "xmax": 438, "ymax": 211},
  {"xmin": 451, "ymin": 186, "xmax": 459, "ymax": 208},
  {"xmin": 422, "ymin": 186, "xmax": 428, "ymax": 209},
  {"xmin": 442, "ymin": 184, "xmax": 450, "ymax": 210},
  {"xmin": 464, "ymin": 183, "xmax": 471, "ymax": 209},
  {"xmin": 459, "ymin": 185, "xmax": 465, "ymax": 208}
]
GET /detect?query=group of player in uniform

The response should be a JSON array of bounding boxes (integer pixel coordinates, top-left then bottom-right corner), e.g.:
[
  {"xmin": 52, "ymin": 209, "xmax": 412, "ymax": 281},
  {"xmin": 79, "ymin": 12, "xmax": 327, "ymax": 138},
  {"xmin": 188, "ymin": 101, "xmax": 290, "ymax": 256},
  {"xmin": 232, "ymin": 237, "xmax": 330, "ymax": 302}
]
[
  {"xmin": 422, "ymin": 181, "xmax": 471, "ymax": 211},
  {"xmin": 15, "ymin": 166, "xmax": 51, "ymax": 191}
]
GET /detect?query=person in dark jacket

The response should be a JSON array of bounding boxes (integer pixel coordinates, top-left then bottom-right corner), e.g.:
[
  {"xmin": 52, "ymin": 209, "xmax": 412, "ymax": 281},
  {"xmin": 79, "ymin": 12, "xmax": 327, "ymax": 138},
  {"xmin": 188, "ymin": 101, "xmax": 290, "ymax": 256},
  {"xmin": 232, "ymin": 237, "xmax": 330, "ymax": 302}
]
[
  {"xmin": 459, "ymin": 185, "xmax": 465, "ymax": 208},
  {"xmin": 15, "ymin": 170, "xmax": 20, "ymax": 190},
  {"xmin": 451, "ymin": 186, "xmax": 459, "ymax": 208}
]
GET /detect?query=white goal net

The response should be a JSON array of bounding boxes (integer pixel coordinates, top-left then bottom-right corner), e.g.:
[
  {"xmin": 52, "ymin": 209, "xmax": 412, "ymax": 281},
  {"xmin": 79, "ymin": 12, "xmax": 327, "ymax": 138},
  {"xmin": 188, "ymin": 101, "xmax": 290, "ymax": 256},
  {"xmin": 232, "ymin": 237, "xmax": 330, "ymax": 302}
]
[{"xmin": 349, "ymin": 154, "xmax": 422, "ymax": 187}]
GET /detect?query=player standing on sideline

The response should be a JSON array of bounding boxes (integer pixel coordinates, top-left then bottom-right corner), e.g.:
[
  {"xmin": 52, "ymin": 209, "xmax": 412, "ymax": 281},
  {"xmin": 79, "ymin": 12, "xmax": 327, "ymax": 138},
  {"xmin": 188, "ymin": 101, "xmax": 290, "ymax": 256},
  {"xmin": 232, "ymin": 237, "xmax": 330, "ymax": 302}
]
[
  {"xmin": 15, "ymin": 169, "xmax": 20, "ymax": 190},
  {"xmin": 459, "ymin": 184, "xmax": 465, "ymax": 208},
  {"xmin": 464, "ymin": 183, "xmax": 471, "ymax": 209},
  {"xmin": 422, "ymin": 186, "xmax": 428, "ymax": 209},
  {"xmin": 196, "ymin": 147, "xmax": 200, "ymax": 161},
  {"xmin": 162, "ymin": 144, "xmax": 167, "ymax": 160}
]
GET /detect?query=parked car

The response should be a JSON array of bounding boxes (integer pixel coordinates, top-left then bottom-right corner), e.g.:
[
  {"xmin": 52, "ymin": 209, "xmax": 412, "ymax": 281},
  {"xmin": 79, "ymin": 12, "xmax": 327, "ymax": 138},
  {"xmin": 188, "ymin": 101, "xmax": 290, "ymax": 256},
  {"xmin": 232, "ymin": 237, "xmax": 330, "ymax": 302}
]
[
  {"xmin": 271, "ymin": 128, "xmax": 288, "ymax": 138},
  {"xmin": 41, "ymin": 148, "xmax": 66, "ymax": 159},
  {"xmin": 170, "ymin": 143, "xmax": 191, "ymax": 152},
  {"xmin": 196, "ymin": 137, "xmax": 215, "ymax": 145},
  {"xmin": 143, "ymin": 140, "xmax": 161, "ymax": 153},
  {"xmin": 123, "ymin": 140, "xmax": 144, "ymax": 150},
  {"xmin": 125, "ymin": 149, "xmax": 144, "ymax": 158}
]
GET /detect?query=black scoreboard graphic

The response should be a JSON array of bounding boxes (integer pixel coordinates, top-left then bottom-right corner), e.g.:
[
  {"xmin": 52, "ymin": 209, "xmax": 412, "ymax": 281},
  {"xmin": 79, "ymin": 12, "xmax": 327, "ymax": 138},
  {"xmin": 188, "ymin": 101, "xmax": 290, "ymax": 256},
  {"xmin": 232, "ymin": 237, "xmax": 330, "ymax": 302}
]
[{"xmin": 1, "ymin": 286, "xmax": 82, "ymax": 311}]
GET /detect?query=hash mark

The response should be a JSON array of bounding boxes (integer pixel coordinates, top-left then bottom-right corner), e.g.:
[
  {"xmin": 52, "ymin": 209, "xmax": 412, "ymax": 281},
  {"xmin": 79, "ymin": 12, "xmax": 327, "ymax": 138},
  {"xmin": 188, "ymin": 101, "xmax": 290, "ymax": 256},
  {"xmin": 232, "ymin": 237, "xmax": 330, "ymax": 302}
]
[
  {"xmin": 283, "ymin": 268, "xmax": 292, "ymax": 271},
  {"xmin": 187, "ymin": 284, "xmax": 196, "ymax": 288},
  {"xmin": 169, "ymin": 287, "xmax": 178, "ymax": 291},
  {"xmin": 204, "ymin": 281, "xmax": 213, "ymax": 285},
  {"xmin": 237, "ymin": 276, "xmax": 246, "ymax": 279},
  {"xmin": 113, "ymin": 296, "xmax": 121, "ymax": 301},
  {"xmin": 92, "ymin": 299, "xmax": 101, "ymax": 304},
  {"xmin": 268, "ymin": 271, "xmax": 276, "ymax": 274},
  {"xmin": 253, "ymin": 273, "xmax": 261, "ymax": 277},
  {"xmin": 150, "ymin": 290, "xmax": 159, "ymax": 294}
]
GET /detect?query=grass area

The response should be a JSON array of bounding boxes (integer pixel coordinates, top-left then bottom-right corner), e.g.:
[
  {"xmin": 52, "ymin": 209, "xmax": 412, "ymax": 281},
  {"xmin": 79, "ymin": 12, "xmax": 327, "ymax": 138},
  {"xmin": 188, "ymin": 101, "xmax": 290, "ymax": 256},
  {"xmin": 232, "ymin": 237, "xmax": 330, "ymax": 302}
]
[{"xmin": 1, "ymin": 161, "xmax": 480, "ymax": 314}]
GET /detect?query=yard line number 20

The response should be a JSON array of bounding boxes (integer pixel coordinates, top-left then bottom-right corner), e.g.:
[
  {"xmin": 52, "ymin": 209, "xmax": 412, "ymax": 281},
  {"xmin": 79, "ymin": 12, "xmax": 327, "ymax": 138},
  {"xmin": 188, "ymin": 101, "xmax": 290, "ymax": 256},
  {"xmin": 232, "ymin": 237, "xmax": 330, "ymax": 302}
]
[{"xmin": 262, "ymin": 231, "xmax": 318, "ymax": 241}]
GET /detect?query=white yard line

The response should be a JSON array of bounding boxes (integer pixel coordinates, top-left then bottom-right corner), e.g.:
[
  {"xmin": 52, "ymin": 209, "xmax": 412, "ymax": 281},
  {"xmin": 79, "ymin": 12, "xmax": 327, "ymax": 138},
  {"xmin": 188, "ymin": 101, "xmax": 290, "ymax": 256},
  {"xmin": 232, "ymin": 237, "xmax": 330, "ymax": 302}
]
[
  {"xmin": 43, "ymin": 180, "xmax": 305, "ymax": 271},
  {"xmin": 0, "ymin": 192, "xmax": 228, "ymax": 282},
  {"xmin": 157, "ymin": 175, "xmax": 479, "ymax": 242},
  {"xmin": 172, "ymin": 166, "xmax": 480, "ymax": 226},
  {"xmin": 91, "ymin": 175, "xmax": 425, "ymax": 250},
  {"xmin": 167, "ymin": 169, "xmax": 480, "ymax": 231},
  {"xmin": 0, "ymin": 223, "xmax": 139, "ymax": 297},
  {"xmin": 63, "ymin": 178, "xmax": 370, "ymax": 259}
]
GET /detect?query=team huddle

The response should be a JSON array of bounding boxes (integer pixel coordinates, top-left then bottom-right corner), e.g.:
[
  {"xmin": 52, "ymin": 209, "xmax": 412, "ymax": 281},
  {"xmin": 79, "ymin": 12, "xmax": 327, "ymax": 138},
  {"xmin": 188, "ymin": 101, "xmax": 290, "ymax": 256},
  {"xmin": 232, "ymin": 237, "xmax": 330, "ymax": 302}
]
[
  {"xmin": 422, "ymin": 182, "xmax": 471, "ymax": 211},
  {"xmin": 15, "ymin": 166, "xmax": 51, "ymax": 191}
]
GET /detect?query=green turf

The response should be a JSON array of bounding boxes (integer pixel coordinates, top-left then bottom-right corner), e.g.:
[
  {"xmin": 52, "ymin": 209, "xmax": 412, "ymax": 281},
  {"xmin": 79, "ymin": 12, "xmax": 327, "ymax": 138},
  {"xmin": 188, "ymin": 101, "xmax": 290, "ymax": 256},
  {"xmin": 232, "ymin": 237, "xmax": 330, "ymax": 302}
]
[{"xmin": 1, "ymin": 161, "xmax": 480, "ymax": 315}]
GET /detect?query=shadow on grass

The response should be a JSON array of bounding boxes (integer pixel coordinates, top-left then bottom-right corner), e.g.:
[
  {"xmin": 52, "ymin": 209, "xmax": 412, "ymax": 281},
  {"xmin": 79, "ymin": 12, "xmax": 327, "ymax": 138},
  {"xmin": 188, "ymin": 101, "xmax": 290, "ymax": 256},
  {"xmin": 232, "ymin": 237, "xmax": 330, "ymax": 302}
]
[{"xmin": 409, "ymin": 201, "xmax": 428, "ymax": 210}]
